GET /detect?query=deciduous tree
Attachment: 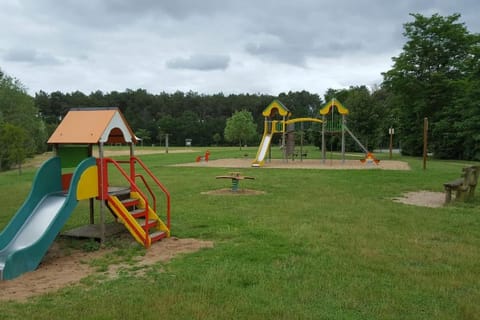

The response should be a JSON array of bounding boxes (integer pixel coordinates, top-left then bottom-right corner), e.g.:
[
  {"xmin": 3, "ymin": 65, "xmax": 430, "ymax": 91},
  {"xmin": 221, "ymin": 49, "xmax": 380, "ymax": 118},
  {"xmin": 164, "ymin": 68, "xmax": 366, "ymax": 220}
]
[
  {"xmin": 382, "ymin": 13, "xmax": 480, "ymax": 158},
  {"xmin": 224, "ymin": 110, "xmax": 257, "ymax": 150}
]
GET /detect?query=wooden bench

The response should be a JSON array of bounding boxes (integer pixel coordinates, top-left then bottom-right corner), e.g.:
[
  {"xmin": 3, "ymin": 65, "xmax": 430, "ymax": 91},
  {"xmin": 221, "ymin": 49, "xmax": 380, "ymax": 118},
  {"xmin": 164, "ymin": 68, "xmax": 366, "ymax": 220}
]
[{"xmin": 443, "ymin": 165, "xmax": 480, "ymax": 203}]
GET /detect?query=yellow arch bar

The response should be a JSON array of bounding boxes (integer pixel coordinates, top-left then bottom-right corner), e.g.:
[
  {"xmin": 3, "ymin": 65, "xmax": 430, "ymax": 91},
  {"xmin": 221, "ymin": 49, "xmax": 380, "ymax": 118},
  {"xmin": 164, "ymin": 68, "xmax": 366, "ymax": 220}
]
[{"xmin": 285, "ymin": 117, "xmax": 324, "ymax": 125}]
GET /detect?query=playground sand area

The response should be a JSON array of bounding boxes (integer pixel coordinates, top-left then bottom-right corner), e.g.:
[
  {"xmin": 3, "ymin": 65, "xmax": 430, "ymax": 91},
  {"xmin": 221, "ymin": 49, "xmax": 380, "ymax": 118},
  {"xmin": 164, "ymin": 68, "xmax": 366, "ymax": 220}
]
[
  {"xmin": 0, "ymin": 237, "xmax": 213, "ymax": 302},
  {"xmin": 174, "ymin": 158, "xmax": 411, "ymax": 170}
]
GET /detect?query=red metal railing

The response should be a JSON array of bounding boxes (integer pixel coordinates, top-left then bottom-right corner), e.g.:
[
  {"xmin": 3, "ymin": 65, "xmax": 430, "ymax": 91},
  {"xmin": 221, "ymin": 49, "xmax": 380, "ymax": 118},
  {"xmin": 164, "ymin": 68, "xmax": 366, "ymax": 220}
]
[
  {"xmin": 100, "ymin": 156, "xmax": 171, "ymax": 237},
  {"xmin": 131, "ymin": 156, "xmax": 171, "ymax": 229},
  {"xmin": 103, "ymin": 158, "xmax": 152, "ymax": 245},
  {"xmin": 135, "ymin": 174, "xmax": 156, "ymax": 211},
  {"xmin": 113, "ymin": 159, "xmax": 157, "ymax": 212}
]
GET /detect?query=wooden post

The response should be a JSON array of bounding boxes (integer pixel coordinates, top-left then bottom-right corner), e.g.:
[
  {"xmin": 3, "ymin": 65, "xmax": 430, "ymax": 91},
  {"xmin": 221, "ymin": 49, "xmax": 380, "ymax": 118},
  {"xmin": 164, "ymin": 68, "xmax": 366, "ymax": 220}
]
[
  {"xmin": 165, "ymin": 133, "xmax": 169, "ymax": 154},
  {"xmin": 389, "ymin": 128, "xmax": 394, "ymax": 160},
  {"xmin": 423, "ymin": 117, "xmax": 428, "ymax": 170}
]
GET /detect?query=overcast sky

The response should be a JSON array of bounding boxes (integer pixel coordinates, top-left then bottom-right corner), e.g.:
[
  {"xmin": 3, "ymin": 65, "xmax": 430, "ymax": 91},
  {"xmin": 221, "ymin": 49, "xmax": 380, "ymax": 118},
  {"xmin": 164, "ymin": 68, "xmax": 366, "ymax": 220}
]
[{"xmin": 1, "ymin": 1, "xmax": 479, "ymax": 97}]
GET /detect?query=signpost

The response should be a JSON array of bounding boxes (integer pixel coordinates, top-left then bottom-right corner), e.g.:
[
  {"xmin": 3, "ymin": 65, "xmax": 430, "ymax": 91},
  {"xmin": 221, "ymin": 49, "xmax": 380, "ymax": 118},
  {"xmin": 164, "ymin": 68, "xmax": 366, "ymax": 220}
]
[{"xmin": 388, "ymin": 127, "xmax": 394, "ymax": 159}]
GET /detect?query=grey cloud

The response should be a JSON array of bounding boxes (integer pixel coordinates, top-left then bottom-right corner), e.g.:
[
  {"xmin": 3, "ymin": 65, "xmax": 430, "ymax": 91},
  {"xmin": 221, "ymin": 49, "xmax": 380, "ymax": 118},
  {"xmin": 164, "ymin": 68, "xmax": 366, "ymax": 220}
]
[
  {"xmin": 25, "ymin": 0, "xmax": 230, "ymax": 29},
  {"xmin": 166, "ymin": 54, "xmax": 230, "ymax": 71},
  {"xmin": 2, "ymin": 0, "xmax": 480, "ymax": 95},
  {"xmin": 245, "ymin": 32, "xmax": 367, "ymax": 66},
  {"xmin": 3, "ymin": 47, "xmax": 62, "ymax": 65}
]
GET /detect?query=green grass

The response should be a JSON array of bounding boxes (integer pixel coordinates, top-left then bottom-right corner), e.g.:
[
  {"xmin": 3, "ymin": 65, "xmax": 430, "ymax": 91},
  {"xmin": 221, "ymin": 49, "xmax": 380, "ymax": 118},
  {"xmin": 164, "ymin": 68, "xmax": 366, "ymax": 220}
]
[{"xmin": 0, "ymin": 147, "xmax": 479, "ymax": 319}]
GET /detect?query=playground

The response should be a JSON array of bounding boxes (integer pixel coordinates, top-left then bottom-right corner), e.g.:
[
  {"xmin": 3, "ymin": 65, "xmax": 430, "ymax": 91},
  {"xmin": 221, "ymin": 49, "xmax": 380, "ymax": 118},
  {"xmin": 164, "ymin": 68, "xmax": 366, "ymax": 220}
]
[
  {"xmin": 0, "ymin": 148, "xmax": 451, "ymax": 304},
  {"xmin": 0, "ymin": 103, "xmax": 479, "ymax": 319}
]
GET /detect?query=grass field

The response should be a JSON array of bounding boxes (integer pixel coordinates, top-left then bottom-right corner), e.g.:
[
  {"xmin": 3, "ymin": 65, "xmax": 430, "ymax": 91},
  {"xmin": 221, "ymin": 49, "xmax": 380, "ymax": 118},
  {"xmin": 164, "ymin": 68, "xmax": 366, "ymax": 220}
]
[{"xmin": 0, "ymin": 147, "xmax": 479, "ymax": 319}]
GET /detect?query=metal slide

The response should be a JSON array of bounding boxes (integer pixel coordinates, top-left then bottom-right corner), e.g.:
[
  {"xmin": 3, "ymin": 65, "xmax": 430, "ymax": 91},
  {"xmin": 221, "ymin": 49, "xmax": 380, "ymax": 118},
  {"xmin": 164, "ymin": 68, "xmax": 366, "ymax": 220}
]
[
  {"xmin": 252, "ymin": 134, "xmax": 272, "ymax": 167},
  {"xmin": 0, "ymin": 157, "xmax": 96, "ymax": 280}
]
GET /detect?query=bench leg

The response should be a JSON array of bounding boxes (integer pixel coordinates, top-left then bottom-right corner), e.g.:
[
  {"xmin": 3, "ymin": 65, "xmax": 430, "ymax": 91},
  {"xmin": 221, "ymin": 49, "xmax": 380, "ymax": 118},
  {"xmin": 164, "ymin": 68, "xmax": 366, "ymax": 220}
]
[
  {"xmin": 456, "ymin": 189, "xmax": 467, "ymax": 201},
  {"xmin": 468, "ymin": 185, "xmax": 477, "ymax": 200},
  {"xmin": 445, "ymin": 188, "xmax": 452, "ymax": 204}
]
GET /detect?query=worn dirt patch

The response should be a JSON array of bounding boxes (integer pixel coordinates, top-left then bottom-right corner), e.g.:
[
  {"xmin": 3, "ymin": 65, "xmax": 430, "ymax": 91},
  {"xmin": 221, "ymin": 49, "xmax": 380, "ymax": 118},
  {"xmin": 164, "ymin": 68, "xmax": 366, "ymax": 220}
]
[
  {"xmin": 174, "ymin": 158, "xmax": 410, "ymax": 170},
  {"xmin": 201, "ymin": 188, "xmax": 266, "ymax": 195},
  {"xmin": 93, "ymin": 148, "xmax": 195, "ymax": 157},
  {"xmin": 0, "ymin": 237, "xmax": 213, "ymax": 302},
  {"xmin": 392, "ymin": 191, "xmax": 445, "ymax": 208}
]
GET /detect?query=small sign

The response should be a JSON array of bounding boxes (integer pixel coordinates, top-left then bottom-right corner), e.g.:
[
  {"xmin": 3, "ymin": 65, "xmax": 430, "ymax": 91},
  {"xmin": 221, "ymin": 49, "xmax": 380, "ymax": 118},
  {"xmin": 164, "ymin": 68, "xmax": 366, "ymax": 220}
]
[{"xmin": 389, "ymin": 128, "xmax": 395, "ymax": 135}]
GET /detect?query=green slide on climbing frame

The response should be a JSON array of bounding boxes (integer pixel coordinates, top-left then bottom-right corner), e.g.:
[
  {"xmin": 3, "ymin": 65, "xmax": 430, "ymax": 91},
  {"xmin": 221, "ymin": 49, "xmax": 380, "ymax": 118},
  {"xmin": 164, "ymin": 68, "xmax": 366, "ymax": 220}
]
[{"xmin": 0, "ymin": 156, "xmax": 96, "ymax": 280}]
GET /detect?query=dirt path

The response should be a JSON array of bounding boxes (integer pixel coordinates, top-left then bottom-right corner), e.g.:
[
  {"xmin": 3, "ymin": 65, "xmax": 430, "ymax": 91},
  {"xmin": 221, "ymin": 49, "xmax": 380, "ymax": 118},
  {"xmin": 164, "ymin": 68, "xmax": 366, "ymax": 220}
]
[{"xmin": 392, "ymin": 191, "xmax": 445, "ymax": 208}]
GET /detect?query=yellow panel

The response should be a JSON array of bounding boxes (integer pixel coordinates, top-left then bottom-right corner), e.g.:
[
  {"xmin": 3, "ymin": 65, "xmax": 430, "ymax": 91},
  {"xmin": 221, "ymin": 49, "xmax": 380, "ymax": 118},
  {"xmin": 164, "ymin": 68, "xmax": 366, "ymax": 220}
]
[
  {"xmin": 320, "ymin": 99, "xmax": 349, "ymax": 115},
  {"xmin": 76, "ymin": 166, "xmax": 99, "ymax": 200},
  {"xmin": 262, "ymin": 100, "xmax": 291, "ymax": 117}
]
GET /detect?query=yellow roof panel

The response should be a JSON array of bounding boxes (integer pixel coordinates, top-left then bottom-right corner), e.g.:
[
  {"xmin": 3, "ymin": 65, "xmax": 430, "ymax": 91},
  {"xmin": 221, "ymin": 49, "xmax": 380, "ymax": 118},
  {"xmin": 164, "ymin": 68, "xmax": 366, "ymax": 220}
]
[
  {"xmin": 320, "ymin": 99, "xmax": 349, "ymax": 115},
  {"xmin": 262, "ymin": 99, "xmax": 291, "ymax": 117}
]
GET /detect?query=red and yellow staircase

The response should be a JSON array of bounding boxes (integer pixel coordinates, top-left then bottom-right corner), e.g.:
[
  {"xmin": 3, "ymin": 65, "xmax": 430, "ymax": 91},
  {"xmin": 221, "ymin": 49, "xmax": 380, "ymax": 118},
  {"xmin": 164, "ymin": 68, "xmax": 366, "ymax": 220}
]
[
  {"xmin": 107, "ymin": 191, "xmax": 169, "ymax": 248},
  {"xmin": 101, "ymin": 157, "xmax": 170, "ymax": 248}
]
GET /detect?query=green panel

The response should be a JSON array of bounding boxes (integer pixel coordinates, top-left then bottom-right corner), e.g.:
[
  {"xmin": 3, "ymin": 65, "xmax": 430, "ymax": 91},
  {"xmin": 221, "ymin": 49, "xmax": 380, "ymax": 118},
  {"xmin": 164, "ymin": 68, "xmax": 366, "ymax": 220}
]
[
  {"xmin": 58, "ymin": 145, "xmax": 90, "ymax": 168},
  {"xmin": 326, "ymin": 119, "xmax": 343, "ymax": 132}
]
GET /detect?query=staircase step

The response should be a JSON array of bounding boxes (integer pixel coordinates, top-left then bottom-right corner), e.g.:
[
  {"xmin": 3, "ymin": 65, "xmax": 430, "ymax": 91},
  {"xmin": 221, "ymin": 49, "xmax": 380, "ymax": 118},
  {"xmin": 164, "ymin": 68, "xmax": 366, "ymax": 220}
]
[
  {"xmin": 121, "ymin": 198, "xmax": 139, "ymax": 207},
  {"xmin": 108, "ymin": 186, "xmax": 131, "ymax": 198},
  {"xmin": 150, "ymin": 231, "xmax": 167, "ymax": 242},
  {"xmin": 129, "ymin": 208, "xmax": 147, "ymax": 218},
  {"xmin": 137, "ymin": 218, "xmax": 158, "ymax": 229}
]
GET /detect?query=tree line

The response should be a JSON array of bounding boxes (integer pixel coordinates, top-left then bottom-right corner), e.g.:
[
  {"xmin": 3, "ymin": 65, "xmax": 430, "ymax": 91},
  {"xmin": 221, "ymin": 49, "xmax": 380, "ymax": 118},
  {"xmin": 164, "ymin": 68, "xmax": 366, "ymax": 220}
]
[
  {"xmin": 0, "ymin": 13, "xmax": 479, "ymax": 172},
  {"xmin": 33, "ymin": 87, "xmax": 390, "ymax": 152}
]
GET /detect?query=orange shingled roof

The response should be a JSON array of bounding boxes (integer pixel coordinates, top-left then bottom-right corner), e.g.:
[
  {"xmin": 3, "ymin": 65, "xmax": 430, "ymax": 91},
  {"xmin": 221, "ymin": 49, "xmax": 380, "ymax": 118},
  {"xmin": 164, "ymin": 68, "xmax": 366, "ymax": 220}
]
[{"xmin": 48, "ymin": 108, "xmax": 137, "ymax": 144}]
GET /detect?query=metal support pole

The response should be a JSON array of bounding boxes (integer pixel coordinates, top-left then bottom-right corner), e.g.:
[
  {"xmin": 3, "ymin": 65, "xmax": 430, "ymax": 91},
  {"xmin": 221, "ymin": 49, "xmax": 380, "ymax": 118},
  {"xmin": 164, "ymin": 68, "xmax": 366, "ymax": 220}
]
[
  {"xmin": 322, "ymin": 115, "xmax": 326, "ymax": 163},
  {"xmin": 89, "ymin": 198, "xmax": 94, "ymax": 224},
  {"xmin": 341, "ymin": 115, "xmax": 346, "ymax": 164},
  {"xmin": 300, "ymin": 122, "xmax": 304, "ymax": 162},
  {"xmin": 282, "ymin": 116, "xmax": 286, "ymax": 162}
]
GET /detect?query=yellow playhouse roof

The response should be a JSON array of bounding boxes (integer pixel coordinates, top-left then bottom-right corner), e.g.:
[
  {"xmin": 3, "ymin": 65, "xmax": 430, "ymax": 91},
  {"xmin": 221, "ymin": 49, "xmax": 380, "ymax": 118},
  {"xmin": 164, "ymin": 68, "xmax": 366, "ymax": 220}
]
[
  {"xmin": 320, "ymin": 99, "xmax": 349, "ymax": 115},
  {"xmin": 48, "ymin": 107, "xmax": 137, "ymax": 144},
  {"xmin": 262, "ymin": 99, "xmax": 291, "ymax": 117}
]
